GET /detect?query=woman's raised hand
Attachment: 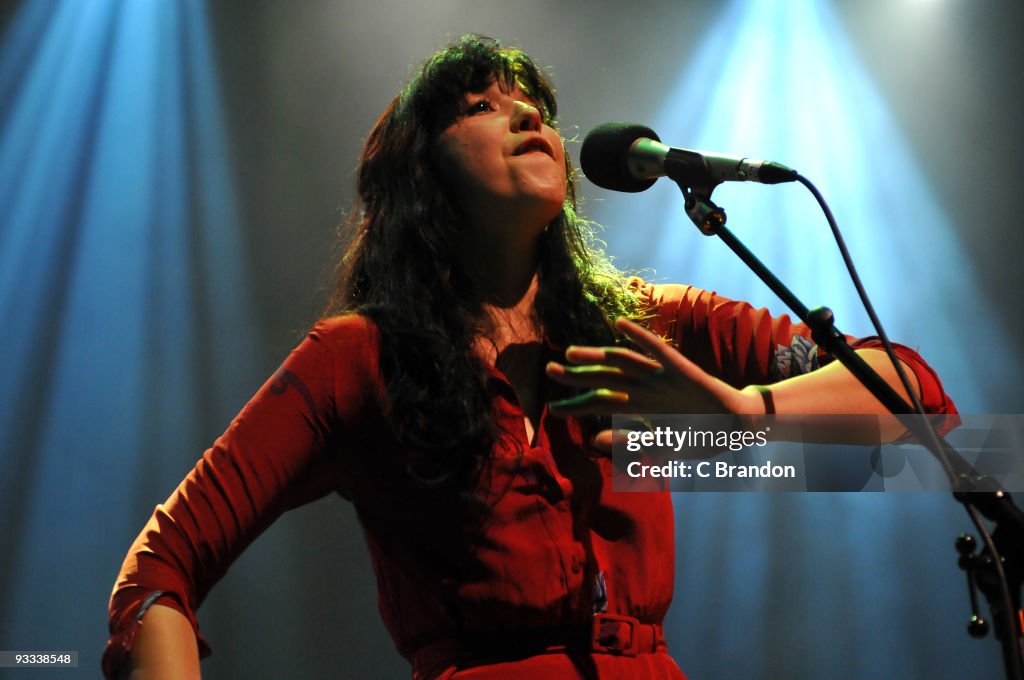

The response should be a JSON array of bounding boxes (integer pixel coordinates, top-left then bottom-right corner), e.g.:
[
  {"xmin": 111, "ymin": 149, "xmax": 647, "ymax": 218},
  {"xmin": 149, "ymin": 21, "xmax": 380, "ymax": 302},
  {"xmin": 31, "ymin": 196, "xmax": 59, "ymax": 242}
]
[{"xmin": 545, "ymin": 317, "xmax": 762, "ymax": 429}]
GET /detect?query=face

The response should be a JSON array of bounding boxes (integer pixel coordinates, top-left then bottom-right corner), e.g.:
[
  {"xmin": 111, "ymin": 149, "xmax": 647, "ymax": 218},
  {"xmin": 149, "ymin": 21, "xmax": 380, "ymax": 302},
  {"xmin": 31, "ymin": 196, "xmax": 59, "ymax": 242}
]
[{"xmin": 433, "ymin": 80, "xmax": 567, "ymax": 238}]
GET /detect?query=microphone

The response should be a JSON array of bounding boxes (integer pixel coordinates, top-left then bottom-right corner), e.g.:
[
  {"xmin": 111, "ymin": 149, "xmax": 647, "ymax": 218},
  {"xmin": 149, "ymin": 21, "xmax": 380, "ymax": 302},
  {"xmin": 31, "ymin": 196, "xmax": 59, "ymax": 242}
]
[{"xmin": 580, "ymin": 122, "xmax": 798, "ymax": 193}]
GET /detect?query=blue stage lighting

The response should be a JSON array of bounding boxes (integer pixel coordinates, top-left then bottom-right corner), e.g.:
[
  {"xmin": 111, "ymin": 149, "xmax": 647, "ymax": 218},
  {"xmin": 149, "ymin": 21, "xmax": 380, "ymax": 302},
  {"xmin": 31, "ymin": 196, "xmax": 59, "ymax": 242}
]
[
  {"xmin": 0, "ymin": 0, "xmax": 258, "ymax": 671},
  {"xmin": 592, "ymin": 0, "xmax": 1016, "ymax": 412}
]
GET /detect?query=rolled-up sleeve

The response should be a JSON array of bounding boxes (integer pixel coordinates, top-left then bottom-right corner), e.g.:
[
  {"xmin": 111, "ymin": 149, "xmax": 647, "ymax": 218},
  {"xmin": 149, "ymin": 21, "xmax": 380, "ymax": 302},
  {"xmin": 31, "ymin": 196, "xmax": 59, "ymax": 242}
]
[{"xmin": 641, "ymin": 282, "xmax": 957, "ymax": 417}]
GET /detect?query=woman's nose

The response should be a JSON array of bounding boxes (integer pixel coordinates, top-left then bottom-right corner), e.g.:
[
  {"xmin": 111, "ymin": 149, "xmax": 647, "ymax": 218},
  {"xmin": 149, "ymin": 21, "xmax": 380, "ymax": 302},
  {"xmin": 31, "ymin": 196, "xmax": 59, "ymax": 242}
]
[{"xmin": 511, "ymin": 101, "xmax": 542, "ymax": 133}]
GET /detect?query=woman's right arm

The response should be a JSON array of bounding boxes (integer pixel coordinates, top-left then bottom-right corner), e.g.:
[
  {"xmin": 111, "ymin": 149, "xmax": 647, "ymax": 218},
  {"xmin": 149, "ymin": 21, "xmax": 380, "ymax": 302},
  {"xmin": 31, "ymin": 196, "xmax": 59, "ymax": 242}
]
[
  {"xmin": 103, "ymin": 316, "xmax": 381, "ymax": 679},
  {"xmin": 121, "ymin": 605, "xmax": 200, "ymax": 680}
]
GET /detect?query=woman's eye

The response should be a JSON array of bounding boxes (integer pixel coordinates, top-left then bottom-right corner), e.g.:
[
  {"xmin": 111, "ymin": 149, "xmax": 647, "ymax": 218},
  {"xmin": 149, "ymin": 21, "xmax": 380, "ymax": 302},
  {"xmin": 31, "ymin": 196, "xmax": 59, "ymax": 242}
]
[{"xmin": 466, "ymin": 99, "xmax": 493, "ymax": 115}]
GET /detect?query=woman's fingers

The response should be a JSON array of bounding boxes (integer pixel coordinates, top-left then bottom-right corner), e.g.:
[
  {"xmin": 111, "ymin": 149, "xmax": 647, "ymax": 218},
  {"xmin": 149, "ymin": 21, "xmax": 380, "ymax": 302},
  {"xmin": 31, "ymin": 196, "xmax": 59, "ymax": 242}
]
[
  {"xmin": 560, "ymin": 320, "xmax": 687, "ymax": 380},
  {"xmin": 548, "ymin": 389, "xmax": 629, "ymax": 416},
  {"xmin": 613, "ymin": 318, "xmax": 680, "ymax": 363},
  {"xmin": 590, "ymin": 428, "xmax": 632, "ymax": 454},
  {"xmin": 548, "ymin": 323, "xmax": 675, "ymax": 416},
  {"xmin": 563, "ymin": 344, "xmax": 663, "ymax": 374},
  {"xmin": 548, "ymin": 318, "xmax": 736, "ymax": 417},
  {"xmin": 545, "ymin": 362, "xmax": 652, "ymax": 392},
  {"xmin": 614, "ymin": 317, "xmax": 707, "ymax": 383}
]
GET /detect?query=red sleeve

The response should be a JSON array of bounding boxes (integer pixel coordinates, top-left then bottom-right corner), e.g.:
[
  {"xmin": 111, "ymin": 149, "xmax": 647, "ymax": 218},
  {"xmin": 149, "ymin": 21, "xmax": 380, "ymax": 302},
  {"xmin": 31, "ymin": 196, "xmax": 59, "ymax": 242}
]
[
  {"xmin": 640, "ymin": 282, "xmax": 957, "ymax": 416},
  {"xmin": 102, "ymin": 315, "xmax": 381, "ymax": 679}
]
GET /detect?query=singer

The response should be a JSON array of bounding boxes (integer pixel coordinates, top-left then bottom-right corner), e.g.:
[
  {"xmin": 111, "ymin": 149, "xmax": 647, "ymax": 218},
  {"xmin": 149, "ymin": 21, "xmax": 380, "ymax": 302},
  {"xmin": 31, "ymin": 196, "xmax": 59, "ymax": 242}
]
[{"xmin": 104, "ymin": 35, "xmax": 956, "ymax": 680}]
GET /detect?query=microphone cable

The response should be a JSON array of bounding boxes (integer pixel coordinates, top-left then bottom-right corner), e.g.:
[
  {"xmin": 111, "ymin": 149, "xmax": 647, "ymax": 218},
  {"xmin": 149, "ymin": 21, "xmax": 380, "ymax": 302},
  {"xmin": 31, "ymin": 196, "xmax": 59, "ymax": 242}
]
[{"xmin": 795, "ymin": 172, "xmax": 1022, "ymax": 680}]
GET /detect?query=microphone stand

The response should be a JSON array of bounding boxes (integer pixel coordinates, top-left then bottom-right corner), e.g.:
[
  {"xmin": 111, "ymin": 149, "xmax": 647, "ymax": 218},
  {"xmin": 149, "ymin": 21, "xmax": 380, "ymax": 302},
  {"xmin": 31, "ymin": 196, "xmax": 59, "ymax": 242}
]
[{"xmin": 676, "ymin": 180, "xmax": 1024, "ymax": 680}]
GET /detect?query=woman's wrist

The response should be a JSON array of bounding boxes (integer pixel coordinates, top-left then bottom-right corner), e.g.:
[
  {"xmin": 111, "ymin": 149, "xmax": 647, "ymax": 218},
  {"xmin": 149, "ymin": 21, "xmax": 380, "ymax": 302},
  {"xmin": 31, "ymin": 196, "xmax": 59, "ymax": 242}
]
[{"xmin": 737, "ymin": 384, "xmax": 773, "ymax": 430}]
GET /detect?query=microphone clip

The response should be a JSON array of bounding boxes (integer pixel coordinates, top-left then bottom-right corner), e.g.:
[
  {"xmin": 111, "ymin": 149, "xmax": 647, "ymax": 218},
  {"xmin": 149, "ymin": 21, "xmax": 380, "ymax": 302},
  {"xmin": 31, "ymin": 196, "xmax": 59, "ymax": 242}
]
[{"xmin": 681, "ymin": 182, "xmax": 726, "ymax": 236}]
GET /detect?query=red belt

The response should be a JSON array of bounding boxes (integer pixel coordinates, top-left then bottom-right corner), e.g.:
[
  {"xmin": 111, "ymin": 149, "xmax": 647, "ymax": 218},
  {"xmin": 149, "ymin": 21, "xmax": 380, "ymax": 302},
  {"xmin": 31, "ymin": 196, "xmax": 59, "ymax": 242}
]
[{"xmin": 412, "ymin": 614, "xmax": 665, "ymax": 679}]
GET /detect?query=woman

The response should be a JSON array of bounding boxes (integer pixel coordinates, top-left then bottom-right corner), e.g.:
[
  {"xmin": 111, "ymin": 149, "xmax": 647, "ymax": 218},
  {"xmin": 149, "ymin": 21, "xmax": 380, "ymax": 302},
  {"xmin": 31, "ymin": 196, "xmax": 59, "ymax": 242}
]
[{"xmin": 104, "ymin": 36, "xmax": 955, "ymax": 679}]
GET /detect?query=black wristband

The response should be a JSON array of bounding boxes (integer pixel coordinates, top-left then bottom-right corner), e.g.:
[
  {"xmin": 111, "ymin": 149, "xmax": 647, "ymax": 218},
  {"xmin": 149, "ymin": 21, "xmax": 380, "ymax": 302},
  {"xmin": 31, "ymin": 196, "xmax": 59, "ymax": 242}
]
[{"xmin": 753, "ymin": 385, "xmax": 775, "ymax": 415}]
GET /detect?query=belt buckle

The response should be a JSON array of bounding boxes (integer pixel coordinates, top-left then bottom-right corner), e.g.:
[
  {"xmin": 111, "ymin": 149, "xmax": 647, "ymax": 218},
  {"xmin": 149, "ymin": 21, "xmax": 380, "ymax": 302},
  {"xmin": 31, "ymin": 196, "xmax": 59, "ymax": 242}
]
[{"xmin": 591, "ymin": 613, "xmax": 640, "ymax": 657}]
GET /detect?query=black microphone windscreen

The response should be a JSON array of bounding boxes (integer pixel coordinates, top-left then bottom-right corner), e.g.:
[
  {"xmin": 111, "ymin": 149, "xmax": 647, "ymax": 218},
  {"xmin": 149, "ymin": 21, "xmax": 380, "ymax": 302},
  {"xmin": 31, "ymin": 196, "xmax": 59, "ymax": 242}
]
[{"xmin": 580, "ymin": 122, "xmax": 660, "ymax": 193}]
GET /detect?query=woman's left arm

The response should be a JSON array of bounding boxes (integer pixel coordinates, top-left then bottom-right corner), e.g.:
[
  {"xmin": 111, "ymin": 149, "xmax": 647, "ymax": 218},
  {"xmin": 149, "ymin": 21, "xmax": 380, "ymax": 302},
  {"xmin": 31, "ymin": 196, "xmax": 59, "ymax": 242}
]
[{"xmin": 546, "ymin": 317, "xmax": 933, "ymax": 444}]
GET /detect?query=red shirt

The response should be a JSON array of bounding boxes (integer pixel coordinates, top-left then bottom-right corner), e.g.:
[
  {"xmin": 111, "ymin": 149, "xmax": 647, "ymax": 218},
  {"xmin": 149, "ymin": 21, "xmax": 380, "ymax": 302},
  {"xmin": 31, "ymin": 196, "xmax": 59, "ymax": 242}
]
[{"xmin": 103, "ymin": 284, "xmax": 956, "ymax": 679}]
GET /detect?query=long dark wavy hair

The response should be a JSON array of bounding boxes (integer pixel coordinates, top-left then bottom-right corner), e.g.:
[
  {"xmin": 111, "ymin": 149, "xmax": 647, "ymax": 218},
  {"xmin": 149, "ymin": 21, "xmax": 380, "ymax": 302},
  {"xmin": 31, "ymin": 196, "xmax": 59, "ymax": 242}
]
[{"xmin": 323, "ymin": 35, "xmax": 645, "ymax": 482}]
